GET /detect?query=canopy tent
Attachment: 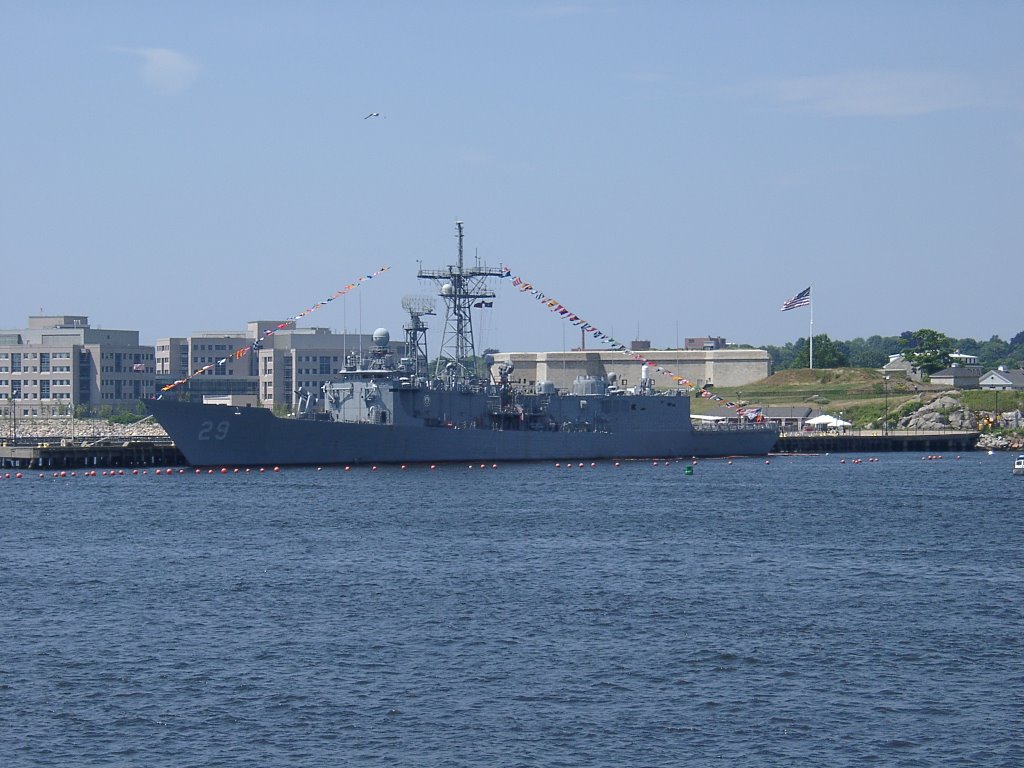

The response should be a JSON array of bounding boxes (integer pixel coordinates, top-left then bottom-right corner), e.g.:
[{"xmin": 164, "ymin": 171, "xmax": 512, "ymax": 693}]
[{"xmin": 806, "ymin": 414, "xmax": 852, "ymax": 428}]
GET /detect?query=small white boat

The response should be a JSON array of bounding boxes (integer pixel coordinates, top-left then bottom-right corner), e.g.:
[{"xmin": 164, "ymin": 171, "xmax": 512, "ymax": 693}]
[{"xmin": 1014, "ymin": 455, "xmax": 1024, "ymax": 476}]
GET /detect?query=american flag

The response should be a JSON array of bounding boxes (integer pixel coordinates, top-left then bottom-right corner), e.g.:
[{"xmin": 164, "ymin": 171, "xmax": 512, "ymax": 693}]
[{"xmin": 781, "ymin": 286, "xmax": 811, "ymax": 311}]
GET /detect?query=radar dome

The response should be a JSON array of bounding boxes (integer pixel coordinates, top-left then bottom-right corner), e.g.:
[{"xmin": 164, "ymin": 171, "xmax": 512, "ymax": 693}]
[
  {"xmin": 372, "ymin": 328, "xmax": 390, "ymax": 346},
  {"xmin": 441, "ymin": 283, "xmax": 454, "ymax": 296}
]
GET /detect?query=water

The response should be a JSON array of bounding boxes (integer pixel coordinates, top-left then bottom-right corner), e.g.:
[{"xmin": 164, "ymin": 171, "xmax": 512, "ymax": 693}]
[{"xmin": 2, "ymin": 453, "xmax": 1022, "ymax": 766}]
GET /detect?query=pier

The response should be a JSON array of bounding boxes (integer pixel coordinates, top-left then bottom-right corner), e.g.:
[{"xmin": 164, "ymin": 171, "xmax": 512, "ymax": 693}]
[
  {"xmin": 0, "ymin": 438, "xmax": 185, "ymax": 470},
  {"xmin": 774, "ymin": 430, "xmax": 980, "ymax": 454}
]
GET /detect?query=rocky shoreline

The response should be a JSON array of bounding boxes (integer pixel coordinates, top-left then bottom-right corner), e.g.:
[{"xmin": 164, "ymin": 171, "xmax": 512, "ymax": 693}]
[
  {"xmin": 976, "ymin": 433, "xmax": 1024, "ymax": 451},
  {"xmin": 892, "ymin": 390, "xmax": 1023, "ymax": 450}
]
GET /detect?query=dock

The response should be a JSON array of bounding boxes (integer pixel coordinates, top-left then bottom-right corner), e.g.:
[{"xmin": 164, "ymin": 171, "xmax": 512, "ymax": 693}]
[
  {"xmin": 0, "ymin": 438, "xmax": 185, "ymax": 470},
  {"xmin": 774, "ymin": 430, "xmax": 980, "ymax": 454}
]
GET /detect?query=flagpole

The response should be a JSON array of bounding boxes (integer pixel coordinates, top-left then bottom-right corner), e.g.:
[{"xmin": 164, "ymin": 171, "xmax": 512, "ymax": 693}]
[{"xmin": 809, "ymin": 284, "xmax": 814, "ymax": 370}]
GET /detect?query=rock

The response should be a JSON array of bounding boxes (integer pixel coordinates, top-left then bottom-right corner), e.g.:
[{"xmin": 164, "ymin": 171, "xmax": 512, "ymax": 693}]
[
  {"xmin": 929, "ymin": 395, "xmax": 961, "ymax": 412},
  {"xmin": 4, "ymin": 417, "xmax": 167, "ymax": 440},
  {"xmin": 977, "ymin": 433, "xmax": 1011, "ymax": 450}
]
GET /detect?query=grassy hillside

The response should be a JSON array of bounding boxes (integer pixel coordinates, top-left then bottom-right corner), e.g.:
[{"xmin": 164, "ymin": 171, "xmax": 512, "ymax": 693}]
[
  {"xmin": 685, "ymin": 367, "xmax": 1023, "ymax": 430},
  {"xmin": 691, "ymin": 368, "xmax": 923, "ymax": 426}
]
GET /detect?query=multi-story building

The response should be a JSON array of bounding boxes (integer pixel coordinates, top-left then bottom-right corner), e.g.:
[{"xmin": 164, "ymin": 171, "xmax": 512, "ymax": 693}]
[{"xmin": 0, "ymin": 315, "xmax": 155, "ymax": 417}]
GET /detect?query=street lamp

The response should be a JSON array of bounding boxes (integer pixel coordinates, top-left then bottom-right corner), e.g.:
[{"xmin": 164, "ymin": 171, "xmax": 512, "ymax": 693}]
[{"xmin": 883, "ymin": 374, "xmax": 890, "ymax": 436}]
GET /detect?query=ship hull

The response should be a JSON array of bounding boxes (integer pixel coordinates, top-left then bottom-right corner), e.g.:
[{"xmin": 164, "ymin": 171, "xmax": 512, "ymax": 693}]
[{"xmin": 145, "ymin": 399, "xmax": 778, "ymax": 466}]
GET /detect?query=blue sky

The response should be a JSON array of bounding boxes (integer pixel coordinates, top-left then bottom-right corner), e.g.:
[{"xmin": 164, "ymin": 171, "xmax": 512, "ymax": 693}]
[{"xmin": 2, "ymin": 1, "xmax": 1021, "ymax": 353}]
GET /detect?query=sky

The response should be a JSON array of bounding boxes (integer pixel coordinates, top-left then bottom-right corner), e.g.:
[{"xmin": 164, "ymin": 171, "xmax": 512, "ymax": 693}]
[{"xmin": 2, "ymin": 1, "xmax": 1022, "ymax": 354}]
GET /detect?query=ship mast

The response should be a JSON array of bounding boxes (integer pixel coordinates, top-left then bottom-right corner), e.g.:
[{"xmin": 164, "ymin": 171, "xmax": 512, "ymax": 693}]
[
  {"xmin": 401, "ymin": 294, "xmax": 434, "ymax": 378},
  {"xmin": 417, "ymin": 221, "xmax": 505, "ymax": 383}
]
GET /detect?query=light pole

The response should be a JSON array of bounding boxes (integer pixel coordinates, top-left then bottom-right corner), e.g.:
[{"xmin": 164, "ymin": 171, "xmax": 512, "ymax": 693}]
[
  {"xmin": 7, "ymin": 393, "xmax": 16, "ymax": 444},
  {"xmin": 883, "ymin": 374, "xmax": 890, "ymax": 435}
]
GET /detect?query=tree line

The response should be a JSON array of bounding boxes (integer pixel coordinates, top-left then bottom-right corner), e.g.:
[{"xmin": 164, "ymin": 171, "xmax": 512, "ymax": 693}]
[{"xmin": 762, "ymin": 329, "xmax": 1024, "ymax": 374}]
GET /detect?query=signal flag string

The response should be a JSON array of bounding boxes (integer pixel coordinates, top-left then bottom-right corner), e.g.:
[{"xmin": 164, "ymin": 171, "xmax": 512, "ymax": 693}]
[
  {"xmin": 160, "ymin": 265, "xmax": 391, "ymax": 393},
  {"xmin": 500, "ymin": 266, "xmax": 757, "ymax": 415}
]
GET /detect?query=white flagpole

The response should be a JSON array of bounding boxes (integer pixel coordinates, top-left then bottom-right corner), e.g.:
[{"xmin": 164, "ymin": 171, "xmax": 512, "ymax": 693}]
[{"xmin": 809, "ymin": 284, "xmax": 814, "ymax": 370}]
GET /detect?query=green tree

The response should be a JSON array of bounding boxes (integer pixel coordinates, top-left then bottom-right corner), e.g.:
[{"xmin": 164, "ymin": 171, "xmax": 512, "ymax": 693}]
[
  {"xmin": 791, "ymin": 334, "xmax": 849, "ymax": 369},
  {"xmin": 763, "ymin": 341, "xmax": 801, "ymax": 370},
  {"xmin": 843, "ymin": 335, "xmax": 903, "ymax": 368},
  {"xmin": 901, "ymin": 328, "xmax": 955, "ymax": 375},
  {"xmin": 976, "ymin": 336, "xmax": 1010, "ymax": 369}
]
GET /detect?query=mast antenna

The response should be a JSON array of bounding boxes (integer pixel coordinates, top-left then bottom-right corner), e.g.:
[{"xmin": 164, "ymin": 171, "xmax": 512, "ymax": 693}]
[{"xmin": 417, "ymin": 221, "xmax": 505, "ymax": 384}]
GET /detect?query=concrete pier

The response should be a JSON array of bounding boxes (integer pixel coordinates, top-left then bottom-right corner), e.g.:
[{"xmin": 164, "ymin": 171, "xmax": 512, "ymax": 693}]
[
  {"xmin": 774, "ymin": 430, "xmax": 980, "ymax": 454},
  {"xmin": 0, "ymin": 438, "xmax": 185, "ymax": 469}
]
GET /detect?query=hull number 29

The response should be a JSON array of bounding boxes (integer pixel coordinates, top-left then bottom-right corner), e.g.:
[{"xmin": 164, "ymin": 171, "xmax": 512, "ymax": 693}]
[{"xmin": 198, "ymin": 420, "xmax": 230, "ymax": 441}]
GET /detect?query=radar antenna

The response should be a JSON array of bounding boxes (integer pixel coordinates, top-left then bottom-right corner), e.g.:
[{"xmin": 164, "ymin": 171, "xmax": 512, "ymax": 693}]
[
  {"xmin": 417, "ymin": 222, "xmax": 505, "ymax": 383},
  {"xmin": 401, "ymin": 294, "xmax": 435, "ymax": 377}
]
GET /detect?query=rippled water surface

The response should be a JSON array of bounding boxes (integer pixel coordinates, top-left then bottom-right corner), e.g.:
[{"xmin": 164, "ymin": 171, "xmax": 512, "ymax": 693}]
[{"xmin": 2, "ymin": 453, "xmax": 1022, "ymax": 766}]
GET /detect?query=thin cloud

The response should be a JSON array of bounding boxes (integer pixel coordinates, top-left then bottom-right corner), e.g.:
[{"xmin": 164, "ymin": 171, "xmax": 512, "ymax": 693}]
[
  {"xmin": 768, "ymin": 70, "xmax": 986, "ymax": 117},
  {"xmin": 114, "ymin": 47, "xmax": 200, "ymax": 93}
]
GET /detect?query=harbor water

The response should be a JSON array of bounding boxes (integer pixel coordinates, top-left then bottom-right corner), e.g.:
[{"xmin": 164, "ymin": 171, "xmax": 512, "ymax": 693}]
[{"xmin": 2, "ymin": 453, "xmax": 1022, "ymax": 766}]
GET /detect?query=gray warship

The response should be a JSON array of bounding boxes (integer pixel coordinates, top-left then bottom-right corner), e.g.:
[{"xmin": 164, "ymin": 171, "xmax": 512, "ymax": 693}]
[{"xmin": 146, "ymin": 224, "xmax": 778, "ymax": 466}]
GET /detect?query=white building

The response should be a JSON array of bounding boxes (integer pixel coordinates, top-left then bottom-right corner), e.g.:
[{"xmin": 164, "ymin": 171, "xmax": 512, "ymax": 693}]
[{"xmin": 979, "ymin": 367, "xmax": 1024, "ymax": 391}]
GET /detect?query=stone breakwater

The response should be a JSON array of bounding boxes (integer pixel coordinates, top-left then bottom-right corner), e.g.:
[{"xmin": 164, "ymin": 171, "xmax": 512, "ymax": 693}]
[
  {"xmin": 976, "ymin": 433, "xmax": 1024, "ymax": 451},
  {"xmin": 6, "ymin": 418, "xmax": 168, "ymax": 440}
]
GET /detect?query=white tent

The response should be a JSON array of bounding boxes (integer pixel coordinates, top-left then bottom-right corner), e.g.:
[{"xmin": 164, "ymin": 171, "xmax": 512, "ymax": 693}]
[
  {"xmin": 691, "ymin": 414, "xmax": 726, "ymax": 422},
  {"xmin": 806, "ymin": 414, "xmax": 852, "ymax": 428}
]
